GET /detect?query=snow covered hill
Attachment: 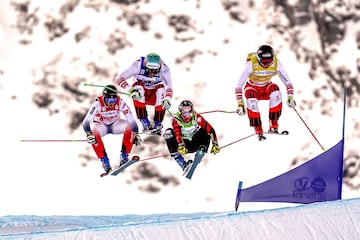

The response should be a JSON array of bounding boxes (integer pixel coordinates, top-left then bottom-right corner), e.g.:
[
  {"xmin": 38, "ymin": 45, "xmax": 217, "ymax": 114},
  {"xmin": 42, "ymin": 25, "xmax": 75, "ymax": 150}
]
[{"xmin": 1, "ymin": 198, "xmax": 360, "ymax": 240}]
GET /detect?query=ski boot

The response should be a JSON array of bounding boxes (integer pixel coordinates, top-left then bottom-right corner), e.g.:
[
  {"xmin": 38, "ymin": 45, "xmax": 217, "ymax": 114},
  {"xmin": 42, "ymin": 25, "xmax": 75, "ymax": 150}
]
[
  {"xmin": 151, "ymin": 121, "xmax": 163, "ymax": 136},
  {"xmin": 140, "ymin": 118, "xmax": 152, "ymax": 132},
  {"xmin": 119, "ymin": 152, "xmax": 129, "ymax": 166},
  {"xmin": 100, "ymin": 156, "xmax": 112, "ymax": 175},
  {"xmin": 258, "ymin": 133, "xmax": 266, "ymax": 141},
  {"xmin": 269, "ymin": 119, "xmax": 279, "ymax": 134},
  {"xmin": 255, "ymin": 125, "xmax": 266, "ymax": 141},
  {"xmin": 268, "ymin": 127, "xmax": 279, "ymax": 134},
  {"xmin": 172, "ymin": 153, "xmax": 187, "ymax": 170},
  {"xmin": 183, "ymin": 160, "xmax": 193, "ymax": 174}
]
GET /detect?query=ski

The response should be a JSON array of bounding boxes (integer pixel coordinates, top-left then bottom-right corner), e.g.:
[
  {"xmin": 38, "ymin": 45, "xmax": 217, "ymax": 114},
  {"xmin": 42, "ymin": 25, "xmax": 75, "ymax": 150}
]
[
  {"xmin": 110, "ymin": 155, "xmax": 140, "ymax": 176},
  {"xmin": 182, "ymin": 160, "xmax": 193, "ymax": 176},
  {"xmin": 184, "ymin": 150, "xmax": 205, "ymax": 180},
  {"xmin": 265, "ymin": 130, "xmax": 289, "ymax": 135},
  {"xmin": 141, "ymin": 128, "xmax": 162, "ymax": 136},
  {"xmin": 100, "ymin": 155, "xmax": 140, "ymax": 177}
]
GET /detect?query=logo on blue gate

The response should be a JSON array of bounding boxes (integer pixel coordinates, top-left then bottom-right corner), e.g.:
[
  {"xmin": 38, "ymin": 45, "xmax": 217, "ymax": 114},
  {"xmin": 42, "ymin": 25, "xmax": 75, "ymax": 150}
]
[
  {"xmin": 293, "ymin": 177, "xmax": 327, "ymax": 201},
  {"xmin": 311, "ymin": 178, "xmax": 326, "ymax": 193},
  {"xmin": 294, "ymin": 177, "xmax": 311, "ymax": 191}
]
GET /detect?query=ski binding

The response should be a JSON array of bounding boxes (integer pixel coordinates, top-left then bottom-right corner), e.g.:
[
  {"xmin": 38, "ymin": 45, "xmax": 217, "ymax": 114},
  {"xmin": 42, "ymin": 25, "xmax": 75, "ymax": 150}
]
[{"xmin": 100, "ymin": 155, "xmax": 140, "ymax": 177}]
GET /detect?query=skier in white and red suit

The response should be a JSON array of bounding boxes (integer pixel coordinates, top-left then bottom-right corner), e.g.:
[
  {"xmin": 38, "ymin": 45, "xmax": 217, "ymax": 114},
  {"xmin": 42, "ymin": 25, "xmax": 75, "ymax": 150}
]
[
  {"xmin": 82, "ymin": 85, "xmax": 141, "ymax": 174},
  {"xmin": 114, "ymin": 53, "xmax": 173, "ymax": 136},
  {"xmin": 235, "ymin": 44, "xmax": 296, "ymax": 141}
]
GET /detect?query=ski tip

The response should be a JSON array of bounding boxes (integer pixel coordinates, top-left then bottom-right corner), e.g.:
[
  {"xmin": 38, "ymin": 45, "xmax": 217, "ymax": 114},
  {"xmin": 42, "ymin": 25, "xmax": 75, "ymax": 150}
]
[
  {"xmin": 281, "ymin": 130, "xmax": 289, "ymax": 135},
  {"xmin": 132, "ymin": 155, "xmax": 140, "ymax": 161}
]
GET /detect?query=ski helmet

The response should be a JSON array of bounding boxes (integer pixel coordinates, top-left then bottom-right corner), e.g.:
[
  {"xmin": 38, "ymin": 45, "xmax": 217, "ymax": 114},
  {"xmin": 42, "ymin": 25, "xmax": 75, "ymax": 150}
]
[
  {"xmin": 178, "ymin": 100, "xmax": 193, "ymax": 113},
  {"xmin": 178, "ymin": 100, "xmax": 194, "ymax": 123},
  {"xmin": 257, "ymin": 45, "xmax": 274, "ymax": 65},
  {"xmin": 102, "ymin": 85, "xmax": 118, "ymax": 105},
  {"xmin": 145, "ymin": 53, "xmax": 162, "ymax": 74}
]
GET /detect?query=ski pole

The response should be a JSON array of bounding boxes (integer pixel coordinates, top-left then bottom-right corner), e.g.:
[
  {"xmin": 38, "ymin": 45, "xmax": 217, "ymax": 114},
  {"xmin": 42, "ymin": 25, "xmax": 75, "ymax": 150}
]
[
  {"xmin": 20, "ymin": 139, "xmax": 87, "ymax": 142},
  {"xmin": 293, "ymin": 107, "xmax": 325, "ymax": 151},
  {"xmin": 199, "ymin": 110, "xmax": 237, "ymax": 114},
  {"xmin": 220, "ymin": 133, "xmax": 256, "ymax": 150},
  {"xmin": 139, "ymin": 154, "xmax": 169, "ymax": 162},
  {"xmin": 83, "ymin": 83, "xmax": 130, "ymax": 96}
]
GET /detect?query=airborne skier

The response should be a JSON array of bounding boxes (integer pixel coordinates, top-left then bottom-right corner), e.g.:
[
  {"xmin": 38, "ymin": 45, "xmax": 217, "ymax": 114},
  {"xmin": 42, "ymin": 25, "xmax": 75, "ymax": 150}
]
[
  {"xmin": 82, "ymin": 85, "xmax": 141, "ymax": 176},
  {"xmin": 164, "ymin": 100, "xmax": 220, "ymax": 179},
  {"xmin": 114, "ymin": 53, "xmax": 173, "ymax": 136},
  {"xmin": 235, "ymin": 44, "xmax": 296, "ymax": 141}
]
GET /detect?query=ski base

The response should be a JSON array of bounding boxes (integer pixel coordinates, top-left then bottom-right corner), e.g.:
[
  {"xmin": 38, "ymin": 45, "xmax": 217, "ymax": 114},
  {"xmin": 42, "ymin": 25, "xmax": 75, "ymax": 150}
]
[{"xmin": 184, "ymin": 151, "xmax": 204, "ymax": 180}]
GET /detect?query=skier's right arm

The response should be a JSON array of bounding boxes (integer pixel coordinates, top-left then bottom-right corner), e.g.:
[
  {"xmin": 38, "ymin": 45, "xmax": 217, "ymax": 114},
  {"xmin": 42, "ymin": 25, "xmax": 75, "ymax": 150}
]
[
  {"xmin": 172, "ymin": 118, "xmax": 188, "ymax": 155},
  {"xmin": 114, "ymin": 60, "xmax": 141, "ymax": 91},
  {"xmin": 82, "ymin": 100, "xmax": 100, "ymax": 144},
  {"xmin": 235, "ymin": 61, "xmax": 252, "ymax": 115}
]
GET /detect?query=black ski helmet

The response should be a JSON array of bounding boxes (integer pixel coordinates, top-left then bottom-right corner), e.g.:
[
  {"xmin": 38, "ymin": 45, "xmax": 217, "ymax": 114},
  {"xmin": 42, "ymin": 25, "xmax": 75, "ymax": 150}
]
[
  {"xmin": 102, "ymin": 85, "xmax": 118, "ymax": 98},
  {"xmin": 257, "ymin": 45, "xmax": 274, "ymax": 64},
  {"xmin": 178, "ymin": 100, "xmax": 193, "ymax": 113}
]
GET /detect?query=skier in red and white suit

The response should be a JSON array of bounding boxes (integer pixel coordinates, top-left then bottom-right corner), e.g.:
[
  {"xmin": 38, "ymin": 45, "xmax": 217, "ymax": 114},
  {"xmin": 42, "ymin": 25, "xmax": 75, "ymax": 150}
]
[
  {"xmin": 82, "ymin": 85, "xmax": 141, "ymax": 174},
  {"xmin": 235, "ymin": 45, "xmax": 296, "ymax": 141},
  {"xmin": 114, "ymin": 53, "xmax": 173, "ymax": 136}
]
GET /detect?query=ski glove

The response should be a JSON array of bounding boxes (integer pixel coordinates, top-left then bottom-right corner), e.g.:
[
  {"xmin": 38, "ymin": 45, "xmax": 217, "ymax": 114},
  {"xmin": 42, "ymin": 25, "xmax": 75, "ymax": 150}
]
[
  {"xmin": 236, "ymin": 99, "xmax": 246, "ymax": 116},
  {"xmin": 133, "ymin": 133, "xmax": 142, "ymax": 146},
  {"xmin": 210, "ymin": 142, "xmax": 220, "ymax": 155},
  {"xmin": 86, "ymin": 132, "xmax": 97, "ymax": 144},
  {"xmin": 287, "ymin": 95, "xmax": 296, "ymax": 108},
  {"xmin": 128, "ymin": 87, "xmax": 141, "ymax": 100},
  {"xmin": 177, "ymin": 143, "xmax": 188, "ymax": 155},
  {"xmin": 161, "ymin": 98, "xmax": 171, "ymax": 110}
]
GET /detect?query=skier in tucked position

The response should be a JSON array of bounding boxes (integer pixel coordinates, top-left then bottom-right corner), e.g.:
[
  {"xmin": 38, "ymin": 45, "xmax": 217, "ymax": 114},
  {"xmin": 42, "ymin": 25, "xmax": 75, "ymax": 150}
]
[
  {"xmin": 235, "ymin": 44, "xmax": 296, "ymax": 141},
  {"xmin": 114, "ymin": 53, "xmax": 173, "ymax": 135},
  {"xmin": 164, "ymin": 100, "xmax": 220, "ymax": 173},
  {"xmin": 82, "ymin": 85, "xmax": 141, "ymax": 175}
]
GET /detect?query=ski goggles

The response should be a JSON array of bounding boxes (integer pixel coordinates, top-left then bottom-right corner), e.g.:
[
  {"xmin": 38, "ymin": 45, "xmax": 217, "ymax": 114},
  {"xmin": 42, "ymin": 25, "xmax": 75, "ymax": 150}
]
[
  {"xmin": 181, "ymin": 111, "xmax": 193, "ymax": 122},
  {"xmin": 145, "ymin": 67, "xmax": 160, "ymax": 74},
  {"xmin": 104, "ymin": 97, "xmax": 117, "ymax": 104},
  {"xmin": 259, "ymin": 58, "xmax": 273, "ymax": 64},
  {"xmin": 181, "ymin": 105, "xmax": 192, "ymax": 113}
]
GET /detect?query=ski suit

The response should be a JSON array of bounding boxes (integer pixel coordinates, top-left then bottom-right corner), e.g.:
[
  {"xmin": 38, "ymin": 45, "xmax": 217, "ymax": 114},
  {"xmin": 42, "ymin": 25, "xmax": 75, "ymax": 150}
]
[
  {"xmin": 82, "ymin": 96, "xmax": 139, "ymax": 159},
  {"xmin": 164, "ymin": 112, "xmax": 218, "ymax": 154},
  {"xmin": 114, "ymin": 57, "xmax": 173, "ymax": 124},
  {"xmin": 235, "ymin": 52, "xmax": 294, "ymax": 133}
]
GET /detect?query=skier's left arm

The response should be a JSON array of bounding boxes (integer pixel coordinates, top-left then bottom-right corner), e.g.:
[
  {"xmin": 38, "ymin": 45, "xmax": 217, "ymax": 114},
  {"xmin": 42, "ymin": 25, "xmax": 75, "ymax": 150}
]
[
  {"xmin": 121, "ymin": 100, "xmax": 142, "ymax": 145},
  {"xmin": 197, "ymin": 114, "xmax": 220, "ymax": 155},
  {"xmin": 277, "ymin": 60, "xmax": 296, "ymax": 108},
  {"xmin": 121, "ymin": 100, "xmax": 139, "ymax": 133},
  {"xmin": 160, "ymin": 63, "xmax": 173, "ymax": 110}
]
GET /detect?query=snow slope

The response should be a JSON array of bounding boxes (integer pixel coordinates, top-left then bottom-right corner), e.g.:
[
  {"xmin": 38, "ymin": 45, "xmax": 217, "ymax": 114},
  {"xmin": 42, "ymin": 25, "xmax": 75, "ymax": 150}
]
[{"xmin": 1, "ymin": 198, "xmax": 360, "ymax": 240}]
